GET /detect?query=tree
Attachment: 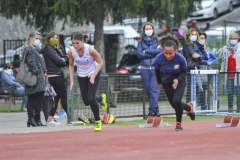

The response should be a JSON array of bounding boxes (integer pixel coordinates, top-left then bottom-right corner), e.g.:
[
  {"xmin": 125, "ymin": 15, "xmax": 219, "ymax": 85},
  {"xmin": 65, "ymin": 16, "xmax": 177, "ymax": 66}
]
[
  {"xmin": 0, "ymin": 0, "xmax": 56, "ymax": 32},
  {"xmin": 136, "ymin": 0, "xmax": 196, "ymax": 29},
  {"xmin": 53, "ymin": 0, "xmax": 139, "ymax": 72},
  {"xmin": 0, "ymin": 0, "xmax": 139, "ymax": 72},
  {"xmin": 0, "ymin": 0, "xmax": 197, "ymax": 71}
]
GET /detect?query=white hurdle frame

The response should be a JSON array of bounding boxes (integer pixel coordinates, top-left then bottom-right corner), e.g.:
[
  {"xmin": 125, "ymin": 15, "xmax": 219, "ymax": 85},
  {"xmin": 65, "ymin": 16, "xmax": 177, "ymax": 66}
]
[{"xmin": 190, "ymin": 70, "xmax": 218, "ymax": 113}]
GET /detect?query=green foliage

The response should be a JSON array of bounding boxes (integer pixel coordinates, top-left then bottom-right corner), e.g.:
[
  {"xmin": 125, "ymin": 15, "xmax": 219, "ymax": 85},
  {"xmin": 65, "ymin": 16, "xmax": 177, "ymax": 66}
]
[
  {"xmin": 0, "ymin": 0, "xmax": 197, "ymax": 32},
  {"xmin": 0, "ymin": 0, "xmax": 197, "ymax": 64},
  {"xmin": 0, "ymin": 0, "xmax": 56, "ymax": 32},
  {"xmin": 135, "ymin": 0, "xmax": 196, "ymax": 29}
]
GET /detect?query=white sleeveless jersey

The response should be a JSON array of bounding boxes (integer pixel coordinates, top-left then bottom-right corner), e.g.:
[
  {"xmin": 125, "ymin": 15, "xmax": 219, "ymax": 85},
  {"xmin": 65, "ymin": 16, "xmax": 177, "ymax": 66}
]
[{"xmin": 71, "ymin": 44, "xmax": 96, "ymax": 77}]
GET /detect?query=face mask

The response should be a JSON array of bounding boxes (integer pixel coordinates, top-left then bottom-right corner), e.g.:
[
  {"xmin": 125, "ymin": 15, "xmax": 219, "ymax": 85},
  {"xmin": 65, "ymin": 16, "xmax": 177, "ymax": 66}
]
[
  {"xmin": 145, "ymin": 30, "xmax": 153, "ymax": 37},
  {"xmin": 198, "ymin": 39, "xmax": 205, "ymax": 45},
  {"xmin": 190, "ymin": 35, "xmax": 197, "ymax": 42},
  {"xmin": 34, "ymin": 39, "xmax": 42, "ymax": 47},
  {"xmin": 49, "ymin": 38, "xmax": 59, "ymax": 46},
  {"xmin": 6, "ymin": 69, "xmax": 13, "ymax": 75},
  {"xmin": 229, "ymin": 39, "xmax": 238, "ymax": 46}
]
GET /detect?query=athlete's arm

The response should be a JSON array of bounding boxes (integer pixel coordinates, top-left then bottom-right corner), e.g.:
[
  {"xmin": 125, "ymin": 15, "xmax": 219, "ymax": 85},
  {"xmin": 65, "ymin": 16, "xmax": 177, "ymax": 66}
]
[{"xmin": 88, "ymin": 45, "xmax": 104, "ymax": 84}]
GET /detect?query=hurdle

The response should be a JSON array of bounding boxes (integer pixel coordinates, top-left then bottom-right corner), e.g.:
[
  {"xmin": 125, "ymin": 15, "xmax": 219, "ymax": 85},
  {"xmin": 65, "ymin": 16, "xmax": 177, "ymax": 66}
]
[{"xmin": 190, "ymin": 70, "xmax": 219, "ymax": 114}]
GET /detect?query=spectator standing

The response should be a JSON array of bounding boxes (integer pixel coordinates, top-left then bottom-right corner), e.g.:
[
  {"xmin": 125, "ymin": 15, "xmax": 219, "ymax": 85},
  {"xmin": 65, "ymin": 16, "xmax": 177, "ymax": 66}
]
[
  {"xmin": 153, "ymin": 34, "xmax": 195, "ymax": 131},
  {"xmin": 182, "ymin": 28, "xmax": 208, "ymax": 103},
  {"xmin": 196, "ymin": 32, "xmax": 211, "ymax": 109},
  {"xmin": 42, "ymin": 32, "xmax": 69, "ymax": 125},
  {"xmin": 220, "ymin": 32, "xmax": 240, "ymax": 113},
  {"xmin": 136, "ymin": 22, "xmax": 162, "ymax": 117},
  {"xmin": 24, "ymin": 32, "xmax": 46, "ymax": 127}
]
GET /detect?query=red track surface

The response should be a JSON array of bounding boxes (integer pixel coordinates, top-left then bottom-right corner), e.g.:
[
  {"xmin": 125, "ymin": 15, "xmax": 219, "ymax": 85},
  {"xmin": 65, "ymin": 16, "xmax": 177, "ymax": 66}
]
[{"xmin": 0, "ymin": 119, "xmax": 239, "ymax": 160}]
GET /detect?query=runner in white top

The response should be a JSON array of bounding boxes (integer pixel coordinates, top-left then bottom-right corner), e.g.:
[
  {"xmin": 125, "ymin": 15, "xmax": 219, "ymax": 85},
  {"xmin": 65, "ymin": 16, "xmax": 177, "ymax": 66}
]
[{"xmin": 68, "ymin": 31, "xmax": 107, "ymax": 132}]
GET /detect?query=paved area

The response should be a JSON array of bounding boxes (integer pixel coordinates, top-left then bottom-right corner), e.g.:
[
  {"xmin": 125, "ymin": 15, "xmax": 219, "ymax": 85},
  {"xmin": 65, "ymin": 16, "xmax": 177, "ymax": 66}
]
[{"xmin": 0, "ymin": 112, "xmax": 91, "ymax": 134}]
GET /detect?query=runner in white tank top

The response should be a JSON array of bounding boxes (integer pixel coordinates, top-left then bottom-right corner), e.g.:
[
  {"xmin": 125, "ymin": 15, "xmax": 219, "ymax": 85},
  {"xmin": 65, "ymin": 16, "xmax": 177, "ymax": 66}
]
[
  {"xmin": 71, "ymin": 43, "xmax": 96, "ymax": 77},
  {"xmin": 68, "ymin": 32, "xmax": 107, "ymax": 132}
]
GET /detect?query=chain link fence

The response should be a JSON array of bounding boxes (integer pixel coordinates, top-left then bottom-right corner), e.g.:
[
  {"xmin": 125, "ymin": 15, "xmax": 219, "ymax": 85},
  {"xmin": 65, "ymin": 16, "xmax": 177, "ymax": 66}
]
[{"xmin": 68, "ymin": 72, "xmax": 240, "ymax": 121}]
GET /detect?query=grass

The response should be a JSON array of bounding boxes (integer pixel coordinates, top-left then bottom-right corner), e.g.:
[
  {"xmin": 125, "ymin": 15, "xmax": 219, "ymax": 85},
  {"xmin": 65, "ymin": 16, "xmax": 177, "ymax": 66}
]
[
  {"xmin": 76, "ymin": 115, "xmax": 226, "ymax": 127},
  {"xmin": 0, "ymin": 104, "xmax": 23, "ymax": 112},
  {"xmin": 110, "ymin": 115, "xmax": 225, "ymax": 126}
]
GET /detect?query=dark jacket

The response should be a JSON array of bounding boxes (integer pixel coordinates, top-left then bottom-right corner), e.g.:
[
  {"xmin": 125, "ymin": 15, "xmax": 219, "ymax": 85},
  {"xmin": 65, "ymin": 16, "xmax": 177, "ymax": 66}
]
[
  {"xmin": 43, "ymin": 44, "xmax": 67, "ymax": 75},
  {"xmin": 137, "ymin": 37, "xmax": 162, "ymax": 67},
  {"xmin": 196, "ymin": 41, "xmax": 208, "ymax": 65},
  {"xmin": 24, "ymin": 45, "xmax": 45, "ymax": 95},
  {"xmin": 182, "ymin": 42, "xmax": 208, "ymax": 70}
]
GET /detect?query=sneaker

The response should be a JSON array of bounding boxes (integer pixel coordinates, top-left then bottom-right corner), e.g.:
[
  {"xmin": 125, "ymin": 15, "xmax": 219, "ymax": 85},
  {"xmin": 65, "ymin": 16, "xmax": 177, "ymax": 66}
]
[
  {"xmin": 81, "ymin": 115, "xmax": 90, "ymax": 124},
  {"xmin": 187, "ymin": 102, "xmax": 195, "ymax": 120},
  {"xmin": 175, "ymin": 122, "xmax": 183, "ymax": 131},
  {"xmin": 48, "ymin": 119, "xmax": 61, "ymax": 125},
  {"xmin": 54, "ymin": 113, "xmax": 59, "ymax": 119},
  {"xmin": 101, "ymin": 94, "xmax": 108, "ymax": 111},
  {"xmin": 58, "ymin": 109, "xmax": 66, "ymax": 118},
  {"xmin": 94, "ymin": 120, "xmax": 102, "ymax": 132}
]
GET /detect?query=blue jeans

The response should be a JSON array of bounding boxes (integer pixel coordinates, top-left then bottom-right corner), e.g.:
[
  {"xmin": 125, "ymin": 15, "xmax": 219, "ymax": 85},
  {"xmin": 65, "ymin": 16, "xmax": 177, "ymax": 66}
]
[
  {"xmin": 227, "ymin": 78, "xmax": 240, "ymax": 112},
  {"xmin": 14, "ymin": 86, "xmax": 27, "ymax": 107},
  {"xmin": 140, "ymin": 69, "xmax": 160, "ymax": 115},
  {"xmin": 14, "ymin": 86, "xmax": 25, "ymax": 96}
]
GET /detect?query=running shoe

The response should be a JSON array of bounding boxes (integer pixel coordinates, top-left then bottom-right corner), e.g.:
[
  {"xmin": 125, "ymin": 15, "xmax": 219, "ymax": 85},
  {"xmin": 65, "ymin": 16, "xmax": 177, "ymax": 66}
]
[
  {"xmin": 54, "ymin": 113, "xmax": 59, "ymax": 119},
  {"xmin": 94, "ymin": 120, "xmax": 102, "ymax": 132},
  {"xmin": 48, "ymin": 119, "xmax": 61, "ymax": 125},
  {"xmin": 175, "ymin": 122, "xmax": 183, "ymax": 131},
  {"xmin": 187, "ymin": 102, "xmax": 195, "ymax": 120},
  {"xmin": 81, "ymin": 115, "xmax": 90, "ymax": 124},
  {"xmin": 101, "ymin": 93, "xmax": 108, "ymax": 111}
]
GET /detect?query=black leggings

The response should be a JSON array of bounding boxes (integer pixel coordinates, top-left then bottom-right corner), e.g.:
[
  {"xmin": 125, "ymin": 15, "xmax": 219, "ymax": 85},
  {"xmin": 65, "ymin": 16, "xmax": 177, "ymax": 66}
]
[
  {"xmin": 162, "ymin": 79, "xmax": 190, "ymax": 123},
  {"xmin": 48, "ymin": 76, "xmax": 68, "ymax": 116},
  {"xmin": 77, "ymin": 73, "xmax": 101, "ymax": 121}
]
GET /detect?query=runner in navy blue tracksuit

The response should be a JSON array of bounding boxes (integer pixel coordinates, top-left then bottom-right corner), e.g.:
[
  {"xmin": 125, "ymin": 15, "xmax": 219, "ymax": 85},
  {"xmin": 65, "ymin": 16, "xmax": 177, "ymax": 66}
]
[{"xmin": 153, "ymin": 34, "xmax": 195, "ymax": 131}]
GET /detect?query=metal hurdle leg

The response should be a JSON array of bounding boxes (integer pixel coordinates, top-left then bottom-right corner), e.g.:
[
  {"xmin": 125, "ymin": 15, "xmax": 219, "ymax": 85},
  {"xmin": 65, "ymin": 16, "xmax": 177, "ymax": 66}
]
[{"xmin": 190, "ymin": 70, "xmax": 219, "ymax": 114}]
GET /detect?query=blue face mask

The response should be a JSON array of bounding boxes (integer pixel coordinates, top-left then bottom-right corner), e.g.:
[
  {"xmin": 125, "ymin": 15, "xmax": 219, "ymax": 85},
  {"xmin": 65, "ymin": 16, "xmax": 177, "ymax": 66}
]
[
  {"xmin": 34, "ymin": 39, "xmax": 42, "ymax": 47},
  {"xmin": 190, "ymin": 35, "xmax": 197, "ymax": 42},
  {"xmin": 229, "ymin": 39, "xmax": 238, "ymax": 46}
]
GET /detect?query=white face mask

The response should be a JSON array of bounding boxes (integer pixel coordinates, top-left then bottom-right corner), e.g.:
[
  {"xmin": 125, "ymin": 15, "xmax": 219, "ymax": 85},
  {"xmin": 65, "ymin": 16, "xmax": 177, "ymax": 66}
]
[
  {"xmin": 34, "ymin": 39, "xmax": 42, "ymax": 47},
  {"xmin": 5, "ymin": 69, "xmax": 13, "ymax": 75},
  {"xmin": 190, "ymin": 35, "xmax": 197, "ymax": 42},
  {"xmin": 145, "ymin": 30, "xmax": 153, "ymax": 37},
  {"xmin": 198, "ymin": 39, "xmax": 205, "ymax": 45},
  {"xmin": 229, "ymin": 39, "xmax": 238, "ymax": 46}
]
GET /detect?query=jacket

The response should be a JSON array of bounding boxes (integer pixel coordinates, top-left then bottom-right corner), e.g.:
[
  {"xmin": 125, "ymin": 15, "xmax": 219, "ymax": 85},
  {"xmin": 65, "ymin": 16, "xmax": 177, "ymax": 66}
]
[
  {"xmin": 220, "ymin": 43, "xmax": 240, "ymax": 87},
  {"xmin": 43, "ymin": 44, "xmax": 67, "ymax": 75},
  {"xmin": 137, "ymin": 37, "xmax": 162, "ymax": 68},
  {"xmin": 24, "ymin": 45, "xmax": 45, "ymax": 95},
  {"xmin": 183, "ymin": 42, "xmax": 208, "ymax": 70}
]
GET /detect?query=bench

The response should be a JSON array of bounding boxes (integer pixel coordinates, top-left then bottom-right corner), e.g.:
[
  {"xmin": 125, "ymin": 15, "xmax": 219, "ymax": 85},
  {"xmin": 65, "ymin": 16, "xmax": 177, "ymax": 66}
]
[{"xmin": 0, "ymin": 84, "xmax": 25, "ymax": 112}]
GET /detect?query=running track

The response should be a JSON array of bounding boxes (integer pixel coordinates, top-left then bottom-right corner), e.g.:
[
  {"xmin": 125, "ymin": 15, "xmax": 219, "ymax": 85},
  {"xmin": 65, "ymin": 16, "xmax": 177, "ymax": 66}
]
[{"xmin": 0, "ymin": 119, "xmax": 239, "ymax": 160}]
